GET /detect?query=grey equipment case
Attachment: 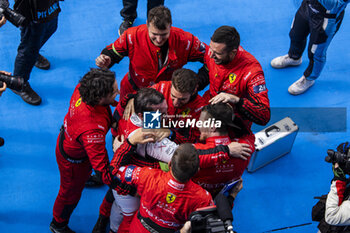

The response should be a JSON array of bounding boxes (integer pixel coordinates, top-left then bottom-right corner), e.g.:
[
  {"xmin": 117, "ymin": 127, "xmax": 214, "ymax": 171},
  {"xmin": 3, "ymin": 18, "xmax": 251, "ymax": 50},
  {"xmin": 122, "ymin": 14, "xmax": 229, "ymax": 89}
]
[{"xmin": 247, "ymin": 117, "xmax": 299, "ymax": 172}]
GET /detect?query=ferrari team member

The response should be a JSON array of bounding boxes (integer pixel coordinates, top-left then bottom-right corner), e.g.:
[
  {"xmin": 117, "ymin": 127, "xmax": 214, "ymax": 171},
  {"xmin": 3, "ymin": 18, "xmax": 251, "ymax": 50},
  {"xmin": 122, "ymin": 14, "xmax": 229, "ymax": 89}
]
[
  {"xmin": 95, "ymin": 88, "xmax": 169, "ymax": 233},
  {"xmin": 193, "ymin": 103, "xmax": 253, "ymax": 200},
  {"xmin": 95, "ymin": 6, "xmax": 206, "ymax": 99},
  {"xmin": 104, "ymin": 88, "xmax": 242, "ymax": 233},
  {"xmin": 114, "ymin": 68, "xmax": 206, "ymax": 143},
  {"xmin": 50, "ymin": 68, "xmax": 120, "ymax": 233},
  {"xmin": 151, "ymin": 68, "xmax": 206, "ymax": 143},
  {"xmin": 115, "ymin": 143, "xmax": 214, "ymax": 233},
  {"xmin": 198, "ymin": 26, "xmax": 270, "ymax": 142}
]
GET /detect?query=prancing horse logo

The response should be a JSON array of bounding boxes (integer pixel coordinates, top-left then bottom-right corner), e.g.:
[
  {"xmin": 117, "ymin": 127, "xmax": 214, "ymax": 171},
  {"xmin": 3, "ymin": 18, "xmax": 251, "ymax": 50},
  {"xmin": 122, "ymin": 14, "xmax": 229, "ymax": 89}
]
[{"xmin": 166, "ymin": 193, "xmax": 176, "ymax": 204}]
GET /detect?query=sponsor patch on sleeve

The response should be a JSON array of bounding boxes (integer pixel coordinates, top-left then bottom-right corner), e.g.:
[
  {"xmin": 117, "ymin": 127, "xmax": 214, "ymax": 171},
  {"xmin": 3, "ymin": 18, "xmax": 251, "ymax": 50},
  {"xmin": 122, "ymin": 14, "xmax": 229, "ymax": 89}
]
[
  {"xmin": 253, "ymin": 84, "xmax": 267, "ymax": 94},
  {"xmin": 125, "ymin": 165, "xmax": 136, "ymax": 183}
]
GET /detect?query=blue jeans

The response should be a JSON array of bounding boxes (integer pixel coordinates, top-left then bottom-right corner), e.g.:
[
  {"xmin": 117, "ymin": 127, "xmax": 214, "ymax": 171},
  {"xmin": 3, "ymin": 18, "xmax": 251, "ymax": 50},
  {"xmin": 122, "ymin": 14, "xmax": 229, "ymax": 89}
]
[{"xmin": 14, "ymin": 16, "xmax": 58, "ymax": 82}]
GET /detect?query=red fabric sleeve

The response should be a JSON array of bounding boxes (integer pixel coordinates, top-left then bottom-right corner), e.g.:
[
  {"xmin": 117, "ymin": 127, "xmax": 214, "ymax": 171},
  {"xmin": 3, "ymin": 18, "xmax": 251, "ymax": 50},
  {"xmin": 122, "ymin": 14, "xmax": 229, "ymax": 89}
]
[
  {"xmin": 80, "ymin": 130, "xmax": 112, "ymax": 185},
  {"xmin": 236, "ymin": 73, "xmax": 270, "ymax": 126},
  {"xmin": 187, "ymin": 34, "xmax": 206, "ymax": 62},
  {"xmin": 196, "ymin": 145, "xmax": 231, "ymax": 168}
]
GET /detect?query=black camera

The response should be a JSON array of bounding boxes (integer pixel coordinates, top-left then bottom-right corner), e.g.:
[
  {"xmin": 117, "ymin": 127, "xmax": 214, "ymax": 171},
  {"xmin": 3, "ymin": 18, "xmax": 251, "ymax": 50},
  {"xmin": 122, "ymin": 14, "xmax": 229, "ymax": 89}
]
[
  {"xmin": 0, "ymin": 6, "xmax": 27, "ymax": 27},
  {"xmin": 190, "ymin": 206, "xmax": 234, "ymax": 233},
  {"xmin": 325, "ymin": 149, "xmax": 350, "ymax": 174},
  {"xmin": 0, "ymin": 73, "xmax": 24, "ymax": 91}
]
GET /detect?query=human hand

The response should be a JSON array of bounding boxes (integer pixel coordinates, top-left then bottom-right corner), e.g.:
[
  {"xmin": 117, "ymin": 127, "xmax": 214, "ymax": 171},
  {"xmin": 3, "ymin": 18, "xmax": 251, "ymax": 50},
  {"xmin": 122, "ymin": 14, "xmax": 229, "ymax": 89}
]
[
  {"xmin": 209, "ymin": 92, "xmax": 240, "ymax": 105},
  {"xmin": 128, "ymin": 128, "xmax": 156, "ymax": 145},
  {"xmin": 0, "ymin": 16, "xmax": 6, "ymax": 28},
  {"xmin": 95, "ymin": 54, "xmax": 111, "ymax": 68},
  {"xmin": 333, "ymin": 163, "xmax": 346, "ymax": 181},
  {"xmin": 113, "ymin": 135, "xmax": 125, "ymax": 152},
  {"xmin": 180, "ymin": 221, "xmax": 191, "ymax": 233},
  {"xmin": 227, "ymin": 142, "xmax": 252, "ymax": 160},
  {"xmin": 123, "ymin": 98, "xmax": 135, "ymax": 120},
  {"xmin": 144, "ymin": 128, "xmax": 171, "ymax": 141}
]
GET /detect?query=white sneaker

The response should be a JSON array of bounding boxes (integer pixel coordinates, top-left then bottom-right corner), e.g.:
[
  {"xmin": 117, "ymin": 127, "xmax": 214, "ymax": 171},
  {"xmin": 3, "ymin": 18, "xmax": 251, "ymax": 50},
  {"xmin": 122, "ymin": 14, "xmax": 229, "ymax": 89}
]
[
  {"xmin": 271, "ymin": 54, "xmax": 302, "ymax": 68},
  {"xmin": 288, "ymin": 76, "xmax": 315, "ymax": 95}
]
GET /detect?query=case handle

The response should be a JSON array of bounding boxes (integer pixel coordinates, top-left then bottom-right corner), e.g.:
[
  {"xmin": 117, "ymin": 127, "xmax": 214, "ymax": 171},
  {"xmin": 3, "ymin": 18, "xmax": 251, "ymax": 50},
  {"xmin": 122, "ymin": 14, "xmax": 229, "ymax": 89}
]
[{"xmin": 265, "ymin": 125, "xmax": 280, "ymax": 137}]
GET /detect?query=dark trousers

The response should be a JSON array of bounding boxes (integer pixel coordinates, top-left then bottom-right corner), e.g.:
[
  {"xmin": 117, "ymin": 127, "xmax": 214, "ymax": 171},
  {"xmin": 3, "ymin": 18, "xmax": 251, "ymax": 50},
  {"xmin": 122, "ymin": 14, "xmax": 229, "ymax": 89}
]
[
  {"xmin": 288, "ymin": 0, "xmax": 344, "ymax": 80},
  {"xmin": 120, "ymin": 0, "xmax": 164, "ymax": 21},
  {"xmin": 14, "ymin": 16, "xmax": 58, "ymax": 82}
]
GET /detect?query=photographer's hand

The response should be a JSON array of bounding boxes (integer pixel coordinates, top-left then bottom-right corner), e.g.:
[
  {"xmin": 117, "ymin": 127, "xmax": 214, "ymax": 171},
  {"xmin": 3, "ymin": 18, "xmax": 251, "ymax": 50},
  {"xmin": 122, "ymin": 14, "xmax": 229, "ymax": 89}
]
[
  {"xmin": 0, "ymin": 81, "xmax": 6, "ymax": 96},
  {"xmin": 0, "ymin": 16, "xmax": 6, "ymax": 27},
  {"xmin": 180, "ymin": 221, "xmax": 191, "ymax": 233},
  {"xmin": 333, "ymin": 163, "xmax": 346, "ymax": 181}
]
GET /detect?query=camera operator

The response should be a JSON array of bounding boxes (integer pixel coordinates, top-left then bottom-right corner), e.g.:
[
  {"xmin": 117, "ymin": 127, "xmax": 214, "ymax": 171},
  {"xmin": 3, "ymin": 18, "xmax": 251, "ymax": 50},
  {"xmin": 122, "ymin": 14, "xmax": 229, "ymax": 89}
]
[
  {"xmin": 0, "ymin": 0, "xmax": 61, "ymax": 105},
  {"xmin": 325, "ymin": 162, "xmax": 350, "ymax": 227},
  {"xmin": 324, "ymin": 142, "xmax": 350, "ymax": 228}
]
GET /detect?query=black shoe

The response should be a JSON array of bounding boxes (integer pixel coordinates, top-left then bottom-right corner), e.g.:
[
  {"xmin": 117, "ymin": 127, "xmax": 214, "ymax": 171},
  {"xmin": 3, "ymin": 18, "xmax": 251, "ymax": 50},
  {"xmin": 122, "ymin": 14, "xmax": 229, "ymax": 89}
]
[
  {"xmin": 92, "ymin": 214, "xmax": 109, "ymax": 233},
  {"xmin": 35, "ymin": 54, "xmax": 50, "ymax": 70},
  {"xmin": 49, "ymin": 221, "xmax": 76, "ymax": 233},
  {"xmin": 0, "ymin": 137, "xmax": 4, "ymax": 147},
  {"xmin": 118, "ymin": 20, "xmax": 134, "ymax": 36},
  {"xmin": 12, "ymin": 82, "xmax": 42, "ymax": 105},
  {"xmin": 85, "ymin": 173, "xmax": 104, "ymax": 187}
]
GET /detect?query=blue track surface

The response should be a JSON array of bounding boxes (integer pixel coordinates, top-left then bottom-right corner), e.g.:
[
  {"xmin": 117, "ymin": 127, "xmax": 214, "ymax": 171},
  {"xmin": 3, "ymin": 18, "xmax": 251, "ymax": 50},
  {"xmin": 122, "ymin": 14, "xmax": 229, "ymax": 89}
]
[{"xmin": 0, "ymin": 0, "xmax": 349, "ymax": 232}]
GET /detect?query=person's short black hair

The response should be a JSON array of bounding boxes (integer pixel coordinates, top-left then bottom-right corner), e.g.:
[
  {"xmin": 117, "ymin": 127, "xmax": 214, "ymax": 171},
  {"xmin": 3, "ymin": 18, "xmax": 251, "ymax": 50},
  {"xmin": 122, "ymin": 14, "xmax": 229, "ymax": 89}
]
[
  {"xmin": 78, "ymin": 68, "xmax": 116, "ymax": 106},
  {"xmin": 202, "ymin": 103, "xmax": 239, "ymax": 134},
  {"xmin": 171, "ymin": 143, "xmax": 199, "ymax": 183},
  {"xmin": 147, "ymin": 6, "xmax": 172, "ymax": 30},
  {"xmin": 134, "ymin": 88, "xmax": 165, "ymax": 114},
  {"xmin": 211, "ymin": 26, "xmax": 240, "ymax": 52},
  {"xmin": 171, "ymin": 68, "xmax": 198, "ymax": 94},
  {"xmin": 337, "ymin": 142, "xmax": 350, "ymax": 154}
]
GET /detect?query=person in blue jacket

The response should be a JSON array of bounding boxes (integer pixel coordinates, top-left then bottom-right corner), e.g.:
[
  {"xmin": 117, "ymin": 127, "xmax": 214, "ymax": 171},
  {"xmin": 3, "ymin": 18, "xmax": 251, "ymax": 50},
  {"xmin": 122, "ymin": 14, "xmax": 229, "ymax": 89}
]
[{"xmin": 271, "ymin": 0, "xmax": 348, "ymax": 95}]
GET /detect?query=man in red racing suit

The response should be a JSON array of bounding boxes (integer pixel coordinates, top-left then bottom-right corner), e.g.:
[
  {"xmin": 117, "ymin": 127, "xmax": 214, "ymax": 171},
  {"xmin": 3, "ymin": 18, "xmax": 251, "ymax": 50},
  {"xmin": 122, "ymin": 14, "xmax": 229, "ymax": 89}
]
[
  {"xmin": 95, "ymin": 6, "xmax": 205, "ymax": 99},
  {"xmin": 115, "ymin": 143, "xmax": 214, "ymax": 233},
  {"xmin": 198, "ymin": 26, "xmax": 270, "ymax": 145},
  {"xmin": 112, "ymin": 68, "xmax": 206, "ymax": 145},
  {"xmin": 50, "ymin": 68, "xmax": 120, "ymax": 233}
]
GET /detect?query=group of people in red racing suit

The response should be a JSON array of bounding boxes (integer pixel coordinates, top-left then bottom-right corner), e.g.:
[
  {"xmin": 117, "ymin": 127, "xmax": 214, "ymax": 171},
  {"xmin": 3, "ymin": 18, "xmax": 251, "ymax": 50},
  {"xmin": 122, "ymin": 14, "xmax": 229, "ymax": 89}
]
[{"xmin": 50, "ymin": 5, "xmax": 270, "ymax": 233}]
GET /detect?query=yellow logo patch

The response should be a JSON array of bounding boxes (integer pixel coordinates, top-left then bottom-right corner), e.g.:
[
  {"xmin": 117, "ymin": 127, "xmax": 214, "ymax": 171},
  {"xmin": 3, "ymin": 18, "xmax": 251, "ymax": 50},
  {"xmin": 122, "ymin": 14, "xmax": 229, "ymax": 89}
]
[
  {"xmin": 166, "ymin": 193, "xmax": 176, "ymax": 204},
  {"xmin": 75, "ymin": 97, "xmax": 82, "ymax": 107},
  {"xmin": 229, "ymin": 73, "xmax": 237, "ymax": 83},
  {"xmin": 181, "ymin": 108, "xmax": 191, "ymax": 117}
]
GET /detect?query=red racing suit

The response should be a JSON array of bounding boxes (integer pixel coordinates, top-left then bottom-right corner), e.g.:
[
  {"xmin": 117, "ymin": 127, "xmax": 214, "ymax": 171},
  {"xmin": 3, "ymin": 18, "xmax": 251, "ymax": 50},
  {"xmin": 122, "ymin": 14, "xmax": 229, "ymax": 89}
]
[
  {"xmin": 193, "ymin": 135, "xmax": 254, "ymax": 198},
  {"xmin": 116, "ymin": 165, "xmax": 214, "ymax": 232},
  {"xmin": 152, "ymin": 81, "xmax": 206, "ymax": 143},
  {"xmin": 201, "ymin": 45, "xmax": 270, "ymax": 143},
  {"xmin": 101, "ymin": 24, "xmax": 206, "ymax": 98},
  {"xmin": 52, "ymin": 85, "xmax": 115, "ymax": 224}
]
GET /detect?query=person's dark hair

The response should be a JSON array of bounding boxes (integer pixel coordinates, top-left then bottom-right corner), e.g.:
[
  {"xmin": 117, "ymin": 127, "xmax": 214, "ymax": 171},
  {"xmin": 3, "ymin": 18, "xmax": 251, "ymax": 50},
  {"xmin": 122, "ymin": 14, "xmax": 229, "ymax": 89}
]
[
  {"xmin": 171, "ymin": 143, "xmax": 199, "ymax": 183},
  {"xmin": 147, "ymin": 6, "xmax": 172, "ymax": 30},
  {"xmin": 211, "ymin": 26, "xmax": 240, "ymax": 52},
  {"xmin": 171, "ymin": 68, "xmax": 198, "ymax": 94},
  {"xmin": 202, "ymin": 103, "xmax": 238, "ymax": 134},
  {"xmin": 337, "ymin": 142, "xmax": 350, "ymax": 154},
  {"xmin": 134, "ymin": 88, "xmax": 165, "ymax": 114},
  {"xmin": 78, "ymin": 68, "xmax": 116, "ymax": 106}
]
